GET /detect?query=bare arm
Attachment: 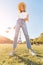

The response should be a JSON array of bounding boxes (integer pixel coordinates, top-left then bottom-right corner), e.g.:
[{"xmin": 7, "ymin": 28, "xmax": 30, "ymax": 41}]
[{"xmin": 24, "ymin": 14, "xmax": 29, "ymax": 22}]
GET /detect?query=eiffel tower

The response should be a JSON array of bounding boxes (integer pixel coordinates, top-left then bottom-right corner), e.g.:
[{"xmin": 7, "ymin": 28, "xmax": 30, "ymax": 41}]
[{"xmin": 18, "ymin": 29, "xmax": 22, "ymax": 44}]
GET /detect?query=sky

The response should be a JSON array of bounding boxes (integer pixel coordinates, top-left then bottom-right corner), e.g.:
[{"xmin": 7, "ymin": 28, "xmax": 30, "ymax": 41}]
[{"xmin": 0, "ymin": 0, "xmax": 43, "ymax": 41}]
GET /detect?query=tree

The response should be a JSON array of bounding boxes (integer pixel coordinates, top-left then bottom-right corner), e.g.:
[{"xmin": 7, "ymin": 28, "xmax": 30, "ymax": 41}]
[{"xmin": 40, "ymin": 33, "xmax": 43, "ymax": 37}]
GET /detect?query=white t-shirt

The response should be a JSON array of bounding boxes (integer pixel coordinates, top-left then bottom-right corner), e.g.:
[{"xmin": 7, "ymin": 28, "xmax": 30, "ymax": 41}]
[{"xmin": 18, "ymin": 12, "xmax": 28, "ymax": 19}]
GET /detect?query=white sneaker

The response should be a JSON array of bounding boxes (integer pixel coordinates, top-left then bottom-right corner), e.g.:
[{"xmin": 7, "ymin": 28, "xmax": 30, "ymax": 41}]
[
  {"xmin": 9, "ymin": 51, "xmax": 15, "ymax": 57},
  {"xmin": 29, "ymin": 50, "xmax": 36, "ymax": 56}
]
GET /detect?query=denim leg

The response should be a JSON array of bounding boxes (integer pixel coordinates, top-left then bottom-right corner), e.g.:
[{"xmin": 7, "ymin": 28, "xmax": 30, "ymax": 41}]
[
  {"xmin": 22, "ymin": 22, "xmax": 31, "ymax": 49},
  {"xmin": 13, "ymin": 21, "xmax": 20, "ymax": 49}
]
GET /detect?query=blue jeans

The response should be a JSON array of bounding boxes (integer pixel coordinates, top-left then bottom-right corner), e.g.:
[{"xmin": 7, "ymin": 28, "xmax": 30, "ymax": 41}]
[{"xmin": 13, "ymin": 19, "xmax": 31, "ymax": 49}]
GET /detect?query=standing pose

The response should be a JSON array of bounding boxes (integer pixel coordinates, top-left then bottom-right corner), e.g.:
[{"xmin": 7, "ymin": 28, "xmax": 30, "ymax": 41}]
[{"xmin": 10, "ymin": 2, "xmax": 36, "ymax": 56}]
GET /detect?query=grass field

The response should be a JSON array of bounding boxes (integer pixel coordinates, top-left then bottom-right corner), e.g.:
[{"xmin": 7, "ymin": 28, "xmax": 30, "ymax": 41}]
[{"xmin": 0, "ymin": 44, "xmax": 43, "ymax": 65}]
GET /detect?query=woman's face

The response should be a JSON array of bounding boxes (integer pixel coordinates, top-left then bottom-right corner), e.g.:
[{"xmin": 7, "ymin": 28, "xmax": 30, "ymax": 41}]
[{"xmin": 20, "ymin": 5, "xmax": 25, "ymax": 12}]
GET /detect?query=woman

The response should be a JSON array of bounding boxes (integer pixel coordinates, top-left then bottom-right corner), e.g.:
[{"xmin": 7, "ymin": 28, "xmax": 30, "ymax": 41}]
[{"xmin": 10, "ymin": 2, "xmax": 36, "ymax": 56}]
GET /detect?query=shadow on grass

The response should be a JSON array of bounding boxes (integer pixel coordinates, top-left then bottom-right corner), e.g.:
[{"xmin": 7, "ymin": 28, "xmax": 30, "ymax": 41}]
[
  {"xmin": 37, "ymin": 54, "xmax": 43, "ymax": 58},
  {"xmin": 12, "ymin": 54, "xmax": 41, "ymax": 65}
]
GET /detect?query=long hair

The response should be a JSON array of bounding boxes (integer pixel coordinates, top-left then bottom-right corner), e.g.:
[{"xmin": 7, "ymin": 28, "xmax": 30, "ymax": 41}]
[{"xmin": 18, "ymin": 2, "xmax": 26, "ymax": 12}]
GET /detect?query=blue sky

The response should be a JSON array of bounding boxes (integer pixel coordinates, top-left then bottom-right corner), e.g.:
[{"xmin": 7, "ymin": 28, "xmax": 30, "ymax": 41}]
[{"xmin": 0, "ymin": 0, "xmax": 43, "ymax": 41}]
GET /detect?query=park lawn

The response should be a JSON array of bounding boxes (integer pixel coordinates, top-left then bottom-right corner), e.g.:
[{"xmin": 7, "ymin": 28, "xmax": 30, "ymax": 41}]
[{"xmin": 0, "ymin": 43, "xmax": 43, "ymax": 65}]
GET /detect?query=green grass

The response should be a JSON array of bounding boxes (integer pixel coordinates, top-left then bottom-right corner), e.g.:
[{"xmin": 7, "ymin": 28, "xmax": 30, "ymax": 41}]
[{"xmin": 0, "ymin": 44, "xmax": 43, "ymax": 65}]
